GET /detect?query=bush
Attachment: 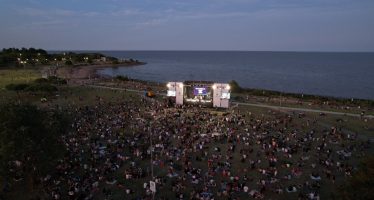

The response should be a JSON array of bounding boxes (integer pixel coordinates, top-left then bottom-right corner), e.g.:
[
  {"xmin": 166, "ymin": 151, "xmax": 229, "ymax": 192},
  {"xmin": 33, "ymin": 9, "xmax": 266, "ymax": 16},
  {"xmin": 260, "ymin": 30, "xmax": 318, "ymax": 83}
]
[
  {"xmin": 116, "ymin": 75, "xmax": 130, "ymax": 81},
  {"xmin": 34, "ymin": 78, "xmax": 49, "ymax": 84},
  {"xmin": 229, "ymin": 80, "xmax": 243, "ymax": 93},
  {"xmin": 0, "ymin": 103, "xmax": 69, "ymax": 187},
  {"xmin": 47, "ymin": 76, "xmax": 67, "ymax": 85},
  {"xmin": 5, "ymin": 83, "xmax": 30, "ymax": 91},
  {"xmin": 34, "ymin": 76, "xmax": 67, "ymax": 84},
  {"xmin": 25, "ymin": 83, "xmax": 57, "ymax": 92},
  {"xmin": 336, "ymin": 156, "xmax": 374, "ymax": 200},
  {"xmin": 6, "ymin": 77, "xmax": 65, "ymax": 92},
  {"xmin": 65, "ymin": 60, "xmax": 73, "ymax": 65}
]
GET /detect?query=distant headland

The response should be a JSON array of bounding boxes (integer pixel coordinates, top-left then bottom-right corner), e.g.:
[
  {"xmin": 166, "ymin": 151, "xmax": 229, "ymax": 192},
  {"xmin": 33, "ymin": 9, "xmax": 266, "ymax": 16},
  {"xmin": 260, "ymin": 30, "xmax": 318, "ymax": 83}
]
[{"xmin": 0, "ymin": 48, "xmax": 145, "ymax": 68}]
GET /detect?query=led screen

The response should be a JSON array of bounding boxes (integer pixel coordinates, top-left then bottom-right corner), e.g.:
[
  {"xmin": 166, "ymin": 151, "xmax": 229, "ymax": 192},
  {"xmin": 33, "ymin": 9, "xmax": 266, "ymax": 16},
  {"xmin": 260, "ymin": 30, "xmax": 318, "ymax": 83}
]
[
  {"xmin": 167, "ymin": 90, "xmax": 176, "ymax": 97},
  {"xmin": 221, "ymin": 92, "xmax": 230, "ymax": 99},
  {"xmin": 193, "ymin": 87, "xmax": 208, "ymax": 95}
]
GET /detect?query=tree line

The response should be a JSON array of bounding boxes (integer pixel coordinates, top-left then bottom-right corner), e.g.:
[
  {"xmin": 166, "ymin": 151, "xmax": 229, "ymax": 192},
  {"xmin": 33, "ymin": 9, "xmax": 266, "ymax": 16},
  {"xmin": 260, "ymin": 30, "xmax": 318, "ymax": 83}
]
[{"xmin": 0, "ymin": 48, "xmax": 119, "ymax": 67}]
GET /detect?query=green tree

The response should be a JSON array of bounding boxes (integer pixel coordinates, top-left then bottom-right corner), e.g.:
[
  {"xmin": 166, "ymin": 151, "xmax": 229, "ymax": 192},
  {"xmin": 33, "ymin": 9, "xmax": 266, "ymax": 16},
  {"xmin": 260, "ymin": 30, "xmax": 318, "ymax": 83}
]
[
  {"xmin": 0, "ymin": 104, "xmax": 69, "ymax": 193},
  {"xmin": 65, "ymin": 60, "xmax": 73, "ymax": 65},
  {"xmin": 336, "ymin": 156, "xmax": 374, "ymax": 200},
  {"xmin": 229, "ymin": 80, "xmax": 243, "ymax": 93}
]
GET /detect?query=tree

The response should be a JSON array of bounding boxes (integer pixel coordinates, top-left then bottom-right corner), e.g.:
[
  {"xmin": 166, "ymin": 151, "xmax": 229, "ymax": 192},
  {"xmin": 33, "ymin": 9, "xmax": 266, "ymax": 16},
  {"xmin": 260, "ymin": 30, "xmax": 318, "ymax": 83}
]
[
  {"xmin": 229, "ymin": 80, "xmax": 243, "ymax": 93},
  {"xmin": 336, "ymin": 155, "xmax": 374, "ymax": 200},
  {"xmin": 0, "ymin": 104, "xmax": 69, "ymax": 193},
  {"xmin": 65, "ymin": 60, "xmax": 73, "ymax": 65}
]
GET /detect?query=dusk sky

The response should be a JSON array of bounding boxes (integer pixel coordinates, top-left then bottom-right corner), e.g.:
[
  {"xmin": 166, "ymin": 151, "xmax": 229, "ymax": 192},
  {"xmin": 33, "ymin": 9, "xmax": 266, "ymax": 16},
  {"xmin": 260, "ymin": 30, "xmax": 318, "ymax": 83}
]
[{"xmin": 1, "ymin": 0, "xmax": 373, "ymax": 51}]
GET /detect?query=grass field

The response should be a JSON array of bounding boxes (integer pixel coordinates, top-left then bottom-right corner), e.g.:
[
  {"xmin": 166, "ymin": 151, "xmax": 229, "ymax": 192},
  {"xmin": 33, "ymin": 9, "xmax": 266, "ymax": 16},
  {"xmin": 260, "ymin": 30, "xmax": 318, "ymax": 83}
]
[
  {"xmin": 307, "ymin": 112, "xmax": 374, "ymax": 140},
  {"xmin": 0, "ymin": 69, "xmax": 41, "ymax": 89},
  {"xmin": 1, "ymin": 84, "xmax": 373, "ymax": 199},
  {"xmin": 0, "ymin": 85, "xmax": 143, "ymax": 108},
  {"xmin": 236, "ymin": 102, "xmax": 373, "ymax": 143},
  {"xmin": 1, "ymin": 69, "xmax": 373, "ymax": 199},
  {"xmin": 233, "ymin": 93, "xmax": 374, "ymax": 115}
]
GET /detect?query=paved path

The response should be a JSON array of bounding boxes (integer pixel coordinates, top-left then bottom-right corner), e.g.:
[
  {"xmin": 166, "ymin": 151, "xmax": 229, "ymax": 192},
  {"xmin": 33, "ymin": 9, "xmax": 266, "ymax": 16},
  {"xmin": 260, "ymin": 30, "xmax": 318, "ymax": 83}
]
[
  {"xmin": 86, "ymin": 84, "xmax": 145, "ymax": 93},
  {"xmin": 86, "ymin": 84, "xmax": 374, "ymax": 119}
]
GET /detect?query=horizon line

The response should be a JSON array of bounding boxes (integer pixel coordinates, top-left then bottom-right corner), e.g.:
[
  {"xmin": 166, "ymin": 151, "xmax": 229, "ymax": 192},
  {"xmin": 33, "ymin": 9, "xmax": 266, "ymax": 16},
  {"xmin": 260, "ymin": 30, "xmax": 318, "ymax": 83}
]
[{"xmin": 45, "ymin": 49, "xmax": 374, "ymax": 53}]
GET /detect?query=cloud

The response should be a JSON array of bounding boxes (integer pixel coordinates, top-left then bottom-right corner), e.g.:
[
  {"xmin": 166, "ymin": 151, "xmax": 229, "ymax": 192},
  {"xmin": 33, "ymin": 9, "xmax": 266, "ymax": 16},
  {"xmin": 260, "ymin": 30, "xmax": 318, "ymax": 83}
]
[
  {"xmin": 29, "ymin": 20, "xmax": 66, "ymax": 26},
  {"xmin": 134, "ymin": 19, "xmax": 165, "ymax": 28},
  {"xmin": 17, "ymin": 7, "xmax": 104, "ymax": 18},
  {"xmin": 17, "ymin": 7, "xmax": 47, "ymax": 16},
  {"xmin": 2, "ymin": 0, "xmax": 373, "ymax": 51},
  {"xmin": 82, "ymin": 11, "xmax": 100, "ymax": 17},
  {"xmin": 18, "ymin": 7, "xmax": 77, "ymax": 17},
  {"xmin": 111, "ymin": 9, "xmax": 142, "ymax": 17}
]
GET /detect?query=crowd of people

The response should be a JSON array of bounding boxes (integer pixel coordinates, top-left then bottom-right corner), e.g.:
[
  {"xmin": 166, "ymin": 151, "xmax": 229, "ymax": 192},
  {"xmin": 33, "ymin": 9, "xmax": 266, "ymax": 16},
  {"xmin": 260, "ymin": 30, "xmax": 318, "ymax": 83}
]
[{"xmin": 5, "ymin": 93, "xmax": 372, "ymax": 200}]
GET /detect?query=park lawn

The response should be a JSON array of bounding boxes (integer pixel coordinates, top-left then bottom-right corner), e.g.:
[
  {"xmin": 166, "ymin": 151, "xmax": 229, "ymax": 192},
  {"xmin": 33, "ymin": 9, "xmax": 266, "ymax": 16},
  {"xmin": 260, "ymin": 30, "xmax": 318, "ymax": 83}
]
[
  {"xmin": 307, "ymin": 112, "xmax": 374, "ymax": 140},
  {"xmin": 108, "ymin": 106, "xmax": 321, "ymax": 199},
  {"xmin": 233, "ymin": 93, "xmax": 374, "ymax": 115},
  {"xmin": 0, "ymin": 85, "xmax": 145, "ymax": 108},
  {"xmin": 237, "ymin": 103, "xmax": 373, "ymax": 199},
  {"xmin": 0, "ymin": 90, "xmax": 44, "ymax": 105},
  {"xmin": 49, "ymin": 86, "xmax": 142, "ymax": 107},
  {"xmin": 265, "ymin": 100, "xmax": 374, "ymax": 116},
  {"xmin": 0, "ymin": 69, "xmax": 41, "ymax": 89},
  {"xmin": 1, "ymin": 85, "xmax": 373, "ymax": 199},
  {"xmin": 238, "ymin": 102, "xmax": 373, "ymax": 140}
]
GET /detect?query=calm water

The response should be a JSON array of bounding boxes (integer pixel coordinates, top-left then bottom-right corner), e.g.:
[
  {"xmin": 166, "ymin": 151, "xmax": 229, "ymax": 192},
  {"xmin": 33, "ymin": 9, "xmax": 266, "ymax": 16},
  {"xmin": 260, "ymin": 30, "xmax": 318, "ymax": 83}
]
[{"xmin": 97, "ymin": 51, "xmax": 374, "ymax": 100}]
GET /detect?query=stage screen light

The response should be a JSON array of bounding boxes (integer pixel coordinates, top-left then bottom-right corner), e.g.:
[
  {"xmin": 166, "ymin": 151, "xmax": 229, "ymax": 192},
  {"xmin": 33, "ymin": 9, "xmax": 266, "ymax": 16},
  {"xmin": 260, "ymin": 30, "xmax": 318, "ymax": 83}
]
[
  {"xmin": 221, "ymin": 92, "xmax": 230, "ymax": 99},
  {"xmin": 193, "ymin": 87, "xmax": 208, "ymax": 95},
  {"xmin": 167, "ymin": 90, "xmax": 176, "ymax": 97}
]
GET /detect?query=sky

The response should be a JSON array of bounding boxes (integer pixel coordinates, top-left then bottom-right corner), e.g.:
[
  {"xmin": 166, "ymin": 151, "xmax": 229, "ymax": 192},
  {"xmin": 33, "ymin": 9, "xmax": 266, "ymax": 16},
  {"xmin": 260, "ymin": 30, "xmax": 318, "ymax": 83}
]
[{"xmin": 0, "ymin": 0, "xmax": 373, "ymax": 51}]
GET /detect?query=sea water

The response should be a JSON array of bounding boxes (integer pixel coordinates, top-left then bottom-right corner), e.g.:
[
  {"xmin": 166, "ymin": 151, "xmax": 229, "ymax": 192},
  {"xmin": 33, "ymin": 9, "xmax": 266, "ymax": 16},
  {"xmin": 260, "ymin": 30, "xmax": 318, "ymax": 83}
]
[{"xmin": 97, "ymin": 51, "xmax": 374, "ymax": 100}]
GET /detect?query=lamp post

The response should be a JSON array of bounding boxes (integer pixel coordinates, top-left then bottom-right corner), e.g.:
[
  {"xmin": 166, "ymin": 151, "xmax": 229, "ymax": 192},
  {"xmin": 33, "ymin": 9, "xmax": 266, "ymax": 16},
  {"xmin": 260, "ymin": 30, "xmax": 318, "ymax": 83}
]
[
  {"xmin": 149, "ymin": 123, "xmax": 155, "ymax": 200},
  {"xmin": 150, "ymin": 129, "xmax": 154, "ymax": 179}
]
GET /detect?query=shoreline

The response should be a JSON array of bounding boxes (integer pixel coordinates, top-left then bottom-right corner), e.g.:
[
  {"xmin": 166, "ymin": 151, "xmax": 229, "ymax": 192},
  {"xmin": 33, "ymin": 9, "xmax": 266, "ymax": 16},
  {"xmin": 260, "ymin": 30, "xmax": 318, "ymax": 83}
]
[
  {"xmin": 51, "ymin": 63, "xmax": 374, "ymax": 104},
  {"xmin": 54, "ymin": 62, "xmax": 145, "ymax": 84}
]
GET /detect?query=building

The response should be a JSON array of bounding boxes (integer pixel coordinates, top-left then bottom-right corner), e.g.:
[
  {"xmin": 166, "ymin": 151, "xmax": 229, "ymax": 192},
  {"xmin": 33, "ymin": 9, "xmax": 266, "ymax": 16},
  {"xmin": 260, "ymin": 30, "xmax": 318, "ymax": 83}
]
[{"xmin": 166, "ymin": 81, "xmax": 231, "ymax": 108}]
